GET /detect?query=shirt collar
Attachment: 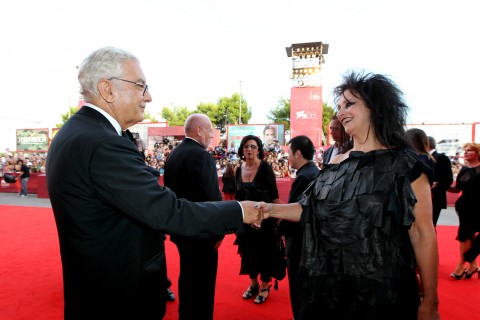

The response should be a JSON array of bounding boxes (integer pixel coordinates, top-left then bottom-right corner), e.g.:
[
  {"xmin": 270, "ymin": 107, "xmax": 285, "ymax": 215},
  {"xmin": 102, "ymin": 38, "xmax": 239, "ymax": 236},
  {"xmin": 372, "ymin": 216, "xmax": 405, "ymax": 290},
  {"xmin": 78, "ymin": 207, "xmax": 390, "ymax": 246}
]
[
  {"xmin": 83, "ymin": 103, "xmax": 122, "ymax": 135},
  {"xmin": 184, "ymin": 137, "xmax": 205, "ymax": 149}
]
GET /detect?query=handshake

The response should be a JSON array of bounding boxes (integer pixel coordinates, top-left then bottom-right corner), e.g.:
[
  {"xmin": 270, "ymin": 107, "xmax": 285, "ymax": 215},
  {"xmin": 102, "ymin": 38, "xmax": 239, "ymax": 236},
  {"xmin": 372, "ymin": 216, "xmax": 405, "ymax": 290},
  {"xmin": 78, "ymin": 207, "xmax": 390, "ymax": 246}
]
[
  {"xmin": 240, "ymin": 201, "xmax": 302, "ymax": 225},
  {"xmin": 240, "ymin": 201, "xmax": 273, "ymax": 225}
]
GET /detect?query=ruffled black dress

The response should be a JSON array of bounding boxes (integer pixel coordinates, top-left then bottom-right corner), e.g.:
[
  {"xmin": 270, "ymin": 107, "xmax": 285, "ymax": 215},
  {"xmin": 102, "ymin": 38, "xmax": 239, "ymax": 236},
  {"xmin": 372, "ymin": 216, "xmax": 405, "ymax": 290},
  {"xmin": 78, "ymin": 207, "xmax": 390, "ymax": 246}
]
[{"xmin": 297, "ymin": 148, "xmax": 431, "ymax": 320}]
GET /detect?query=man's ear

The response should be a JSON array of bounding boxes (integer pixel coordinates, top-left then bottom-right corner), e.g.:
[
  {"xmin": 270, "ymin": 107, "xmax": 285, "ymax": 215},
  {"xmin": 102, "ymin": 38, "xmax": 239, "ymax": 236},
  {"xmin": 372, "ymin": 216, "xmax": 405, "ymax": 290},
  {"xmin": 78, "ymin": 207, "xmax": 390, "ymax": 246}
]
[{"xmin": 98, "ymin": 79, "xmax": 115, "ymax": 103}]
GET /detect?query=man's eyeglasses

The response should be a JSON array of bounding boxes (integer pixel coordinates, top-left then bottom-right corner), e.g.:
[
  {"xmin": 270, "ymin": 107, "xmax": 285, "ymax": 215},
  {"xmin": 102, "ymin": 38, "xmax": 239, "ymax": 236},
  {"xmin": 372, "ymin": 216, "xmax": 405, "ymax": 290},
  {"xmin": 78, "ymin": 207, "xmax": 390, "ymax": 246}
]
[
  {"xmin": 243, "ymin": 145, "xmax": 258, "ymax": 150},
  {"xmin": 109, "ymin": 77, "xmax": 149, "ymax": 96}
]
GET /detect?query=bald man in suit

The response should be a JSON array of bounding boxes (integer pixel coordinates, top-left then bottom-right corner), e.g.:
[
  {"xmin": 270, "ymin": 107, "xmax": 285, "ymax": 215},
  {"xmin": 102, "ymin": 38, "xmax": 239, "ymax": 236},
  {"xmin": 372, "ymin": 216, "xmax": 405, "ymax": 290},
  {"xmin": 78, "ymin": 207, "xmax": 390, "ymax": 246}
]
[{"xmin": 164, "ymin": 114, "xmax": 224, "ymax": 320}]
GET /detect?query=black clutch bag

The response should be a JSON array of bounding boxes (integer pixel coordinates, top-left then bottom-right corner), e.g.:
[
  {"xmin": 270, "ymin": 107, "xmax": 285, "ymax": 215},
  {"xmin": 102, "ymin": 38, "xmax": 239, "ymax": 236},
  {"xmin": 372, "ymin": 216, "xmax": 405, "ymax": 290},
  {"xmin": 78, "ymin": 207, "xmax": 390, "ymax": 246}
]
[{"xmin": 3, "ymin": 174, "xmax": 17, "ymax": 183}]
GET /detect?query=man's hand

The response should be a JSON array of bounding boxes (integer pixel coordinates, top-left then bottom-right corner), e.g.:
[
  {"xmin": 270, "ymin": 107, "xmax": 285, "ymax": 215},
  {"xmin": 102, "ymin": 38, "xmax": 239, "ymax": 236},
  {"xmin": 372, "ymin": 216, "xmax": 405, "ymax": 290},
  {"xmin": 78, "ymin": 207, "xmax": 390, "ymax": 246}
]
[
  {"xmin": 240, "ymin": 201, "xmax": 263, "ymax": 225},
  {"xmin": 253, "ymin": 202, "xmax": 272, "ymax": 219}
]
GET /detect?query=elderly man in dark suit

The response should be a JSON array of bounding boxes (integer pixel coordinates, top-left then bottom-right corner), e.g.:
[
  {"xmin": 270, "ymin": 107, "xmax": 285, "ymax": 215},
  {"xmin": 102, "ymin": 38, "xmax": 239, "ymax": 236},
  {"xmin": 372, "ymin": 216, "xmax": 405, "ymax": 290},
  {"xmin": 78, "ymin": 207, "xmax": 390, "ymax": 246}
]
[
  {"xmin": 164, "ymin": 113, "xmax": 223, "ymax": 320},
  {"xmin": 428, "ymin": 136, "xmax": 454, "ymax": 226},
  {"xmin": 278, "ymin": 135, "xmax": 319, "ymax": 320},
  {"xmin": 46, "ymin": 47, "xmax": 260, "ymax": 320}
]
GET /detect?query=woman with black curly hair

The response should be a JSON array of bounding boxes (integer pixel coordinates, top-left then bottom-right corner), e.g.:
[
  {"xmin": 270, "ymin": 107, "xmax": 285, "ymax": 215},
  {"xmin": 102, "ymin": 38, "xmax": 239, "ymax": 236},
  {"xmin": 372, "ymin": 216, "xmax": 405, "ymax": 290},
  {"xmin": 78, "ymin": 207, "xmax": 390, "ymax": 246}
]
[{"xmin": 256, "ymin": 71, "xmax": 439, "ymax": 319}]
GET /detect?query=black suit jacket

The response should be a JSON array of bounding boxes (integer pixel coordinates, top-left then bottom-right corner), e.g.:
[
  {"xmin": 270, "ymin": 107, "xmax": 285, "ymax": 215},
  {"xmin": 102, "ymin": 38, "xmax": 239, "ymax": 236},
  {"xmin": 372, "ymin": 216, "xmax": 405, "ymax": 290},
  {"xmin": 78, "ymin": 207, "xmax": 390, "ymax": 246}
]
[
  {"xmin": 164, "ymin": 138, "xmax": 223, "ymax": 241},
  {"xmin": 46, "ymin": 107, "xmax": 243, "ymax": 320},
  {"xmin": 278, "ymin": 161, "xmax": 319, "ymax": 240},
  {"xmin": 322, "ymin": 145, "xmax": 337, "ymax": 166},
  {"xmin": 164, "ymin": 138, "xmax": 222, "ymax": 202},
  {"xmin": 431, "ymin": 150, "xmax": 454, "ymax": 209}
]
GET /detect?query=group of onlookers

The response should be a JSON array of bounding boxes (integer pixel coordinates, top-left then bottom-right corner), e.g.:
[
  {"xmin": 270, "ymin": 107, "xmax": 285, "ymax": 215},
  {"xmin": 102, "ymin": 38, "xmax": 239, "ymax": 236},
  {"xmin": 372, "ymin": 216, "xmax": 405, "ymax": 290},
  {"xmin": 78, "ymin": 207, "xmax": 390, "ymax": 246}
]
[
  {"xmin": 1, "ymin": 153, "xmax": 47, "ymax": 175},
  {"xmin": 145, "ymin": 140, "xmax": 334, "ymax": 181},
  {"xmin": 0, "ymin": 154, "xmax": 41, "ymax": 197}
]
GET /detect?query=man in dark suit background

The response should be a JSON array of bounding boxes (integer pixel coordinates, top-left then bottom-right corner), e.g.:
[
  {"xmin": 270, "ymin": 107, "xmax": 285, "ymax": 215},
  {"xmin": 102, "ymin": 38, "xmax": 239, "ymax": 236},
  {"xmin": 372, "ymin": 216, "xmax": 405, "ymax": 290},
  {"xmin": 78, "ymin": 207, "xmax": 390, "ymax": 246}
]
[
  {"xmin": 322, "ymin": 116, "xmax": 342, "ymax": 165},
  {"xmin": 278, "ymin": 135, "xmax": 319, "ymax": 320},
  {"xmin": 46, "ymin": 47, "xmax": 259, "ymax": 320},
  {"xmin": 164, "ymin": 113, "xmax": 223, "ymax": 320},
  {"xmin": 428, "ymin": 136, "xmax": 454, "ymax": 226}
]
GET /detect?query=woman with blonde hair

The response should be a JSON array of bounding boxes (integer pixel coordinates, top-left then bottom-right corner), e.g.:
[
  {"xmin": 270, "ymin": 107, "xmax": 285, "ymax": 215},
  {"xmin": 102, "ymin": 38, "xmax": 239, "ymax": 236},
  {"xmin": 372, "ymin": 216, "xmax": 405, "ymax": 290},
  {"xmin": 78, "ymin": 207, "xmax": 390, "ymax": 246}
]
[{"xmin": 448, "ymin": 143, "xmax": 480, "ymax": 279}]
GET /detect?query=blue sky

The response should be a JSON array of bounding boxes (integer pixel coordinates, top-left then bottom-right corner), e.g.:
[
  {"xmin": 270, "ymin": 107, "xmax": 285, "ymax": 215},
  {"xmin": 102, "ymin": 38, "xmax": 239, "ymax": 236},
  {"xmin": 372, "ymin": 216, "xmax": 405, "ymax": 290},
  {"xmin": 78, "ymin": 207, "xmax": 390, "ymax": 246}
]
[{"xmin": 0, "ymin": 0, "xmax": 478, "ymax": 151}]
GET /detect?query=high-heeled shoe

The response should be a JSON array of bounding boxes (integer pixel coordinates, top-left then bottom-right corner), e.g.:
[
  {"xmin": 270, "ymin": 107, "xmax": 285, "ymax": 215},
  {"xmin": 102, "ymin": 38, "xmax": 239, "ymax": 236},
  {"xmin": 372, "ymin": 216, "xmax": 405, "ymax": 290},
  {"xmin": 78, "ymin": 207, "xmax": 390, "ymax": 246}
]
[
  {"xmin": 254, "ymin": 285, "xmax": 271, "ymax": 304},
  {"xmin": 464, "ymin": 267, "xmax": 480, "ymax": 279},
  {"xmin": 242, "ymin": 283, "xmax": 259, "ymax": 299},
  {"xmin": 449, "ymin": 270, "xmax": 466, "ymax": 280}
]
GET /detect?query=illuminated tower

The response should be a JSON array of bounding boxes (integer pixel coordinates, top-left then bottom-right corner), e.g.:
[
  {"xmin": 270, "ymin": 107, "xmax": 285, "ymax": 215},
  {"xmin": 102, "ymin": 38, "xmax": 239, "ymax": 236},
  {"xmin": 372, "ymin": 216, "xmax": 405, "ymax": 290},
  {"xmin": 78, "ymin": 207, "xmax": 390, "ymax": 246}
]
[{"xmin": 286, "ymin": 42, "xmax": 328, "ymax": 147}]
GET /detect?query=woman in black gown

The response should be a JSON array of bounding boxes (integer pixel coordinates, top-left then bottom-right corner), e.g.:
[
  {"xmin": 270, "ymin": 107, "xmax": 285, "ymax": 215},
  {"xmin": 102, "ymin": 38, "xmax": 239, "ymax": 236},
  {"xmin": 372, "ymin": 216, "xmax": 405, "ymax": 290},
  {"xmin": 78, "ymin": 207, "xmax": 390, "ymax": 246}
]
[
  {"xmin": 448, "ymin": 143, "xmax": 480, "ymax": 279},
  {"xmin": 234, "ymin": 135, "xmax": 282, "ymax": 304},
  {"xmin": 256, "ymin": 72, "xmax": 439, "ymax": 319}
]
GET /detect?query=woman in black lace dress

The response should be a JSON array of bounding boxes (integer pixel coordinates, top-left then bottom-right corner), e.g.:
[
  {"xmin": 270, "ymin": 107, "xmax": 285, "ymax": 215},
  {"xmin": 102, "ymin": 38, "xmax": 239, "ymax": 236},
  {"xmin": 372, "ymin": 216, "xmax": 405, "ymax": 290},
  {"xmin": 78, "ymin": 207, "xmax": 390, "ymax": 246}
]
[
  {"xmin": 256, "ymin": 72, "xmax": 439, "ymax": 319},
  {"xmin": 234, "ymin": 135, "xmax": 283, "ymax": 304}
]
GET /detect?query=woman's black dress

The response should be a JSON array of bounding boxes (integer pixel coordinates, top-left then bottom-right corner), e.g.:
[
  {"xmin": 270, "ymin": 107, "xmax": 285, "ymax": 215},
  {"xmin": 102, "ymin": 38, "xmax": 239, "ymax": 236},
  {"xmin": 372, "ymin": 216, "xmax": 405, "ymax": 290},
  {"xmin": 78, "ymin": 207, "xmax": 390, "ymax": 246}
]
[
  {"xmin": 298, "ymin": 148, "xmax": 431, "ymax": 320},
  {"xmin": 234, "ymin": 160, "xmax": 279, "ymax": 280},
  {"xmin": 454, "ymin": 165, "xmax": 480, "ymax": 241}
]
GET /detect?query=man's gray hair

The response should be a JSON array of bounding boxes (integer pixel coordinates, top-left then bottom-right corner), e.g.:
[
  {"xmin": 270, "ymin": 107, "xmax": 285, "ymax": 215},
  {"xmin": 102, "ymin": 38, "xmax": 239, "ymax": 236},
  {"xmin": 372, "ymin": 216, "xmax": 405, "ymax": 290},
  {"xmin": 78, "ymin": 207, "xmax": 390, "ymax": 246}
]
[{"xmin": 78, "ymin": 47, "xmax": 138, "ymax": 101}]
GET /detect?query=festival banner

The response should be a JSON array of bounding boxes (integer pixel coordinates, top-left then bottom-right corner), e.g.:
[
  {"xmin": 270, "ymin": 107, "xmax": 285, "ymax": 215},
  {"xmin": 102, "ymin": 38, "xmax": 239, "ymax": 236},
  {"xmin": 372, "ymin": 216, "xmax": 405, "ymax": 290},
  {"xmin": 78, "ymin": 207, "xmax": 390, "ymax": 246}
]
[
  {"xmin": 226, "ymin": 124, "xmax": 285, "ymax": 150},
  {"xmin": 16, "ymin": 128, "xmax": 49, "ymax": 151},
  {"xmin": 290, "ymin": 86, "xmax": 324, "ymax": 147}
]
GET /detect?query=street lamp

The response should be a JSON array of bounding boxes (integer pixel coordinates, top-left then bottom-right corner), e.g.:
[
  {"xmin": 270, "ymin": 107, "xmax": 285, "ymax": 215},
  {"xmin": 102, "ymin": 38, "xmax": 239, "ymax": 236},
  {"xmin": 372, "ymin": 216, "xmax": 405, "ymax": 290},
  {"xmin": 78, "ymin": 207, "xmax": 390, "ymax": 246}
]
[{"xmin": 238, "ymin": 80, "xmax": 242, "ymax": 124}]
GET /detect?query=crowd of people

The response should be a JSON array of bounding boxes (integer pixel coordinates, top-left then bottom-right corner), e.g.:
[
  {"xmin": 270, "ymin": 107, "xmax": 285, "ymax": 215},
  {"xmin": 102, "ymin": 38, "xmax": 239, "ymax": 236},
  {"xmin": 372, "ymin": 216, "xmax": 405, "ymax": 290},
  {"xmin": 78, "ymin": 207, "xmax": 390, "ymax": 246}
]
[
  {"xmin": 1, "ymin": 153, "xmax": 47, "ymax": 175},
  {"xmin": 144, "ymin": 140, "xmax": 328, "ymax": 181}
]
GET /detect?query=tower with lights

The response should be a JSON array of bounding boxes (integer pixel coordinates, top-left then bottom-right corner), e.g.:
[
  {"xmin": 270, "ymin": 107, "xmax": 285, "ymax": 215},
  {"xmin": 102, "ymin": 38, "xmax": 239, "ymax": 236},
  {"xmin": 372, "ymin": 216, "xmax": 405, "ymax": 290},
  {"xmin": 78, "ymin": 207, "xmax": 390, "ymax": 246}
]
[{"xmin": 286, "ymin": 41, "xmax": 328, "ymax": 147}]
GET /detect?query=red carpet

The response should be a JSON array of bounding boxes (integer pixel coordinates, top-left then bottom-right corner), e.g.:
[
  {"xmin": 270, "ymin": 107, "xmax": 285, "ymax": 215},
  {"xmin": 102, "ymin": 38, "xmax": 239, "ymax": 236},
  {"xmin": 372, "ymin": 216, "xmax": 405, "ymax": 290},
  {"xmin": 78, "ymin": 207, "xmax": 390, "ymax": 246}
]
[{"xmin": 0, "ymin": 205, "xmax": 478, "ymax": 320}]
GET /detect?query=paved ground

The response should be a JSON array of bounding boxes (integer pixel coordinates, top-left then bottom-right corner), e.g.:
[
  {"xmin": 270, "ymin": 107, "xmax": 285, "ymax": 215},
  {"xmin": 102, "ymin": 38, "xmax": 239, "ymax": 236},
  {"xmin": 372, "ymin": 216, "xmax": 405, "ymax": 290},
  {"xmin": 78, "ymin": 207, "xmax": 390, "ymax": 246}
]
[
  {"xmin": 0, "ymin": 192, "xmax": 53, "ymax": 208},
  {"xmin": 0, "ymin": 192, "xmax": 460, "ymax": 226}
]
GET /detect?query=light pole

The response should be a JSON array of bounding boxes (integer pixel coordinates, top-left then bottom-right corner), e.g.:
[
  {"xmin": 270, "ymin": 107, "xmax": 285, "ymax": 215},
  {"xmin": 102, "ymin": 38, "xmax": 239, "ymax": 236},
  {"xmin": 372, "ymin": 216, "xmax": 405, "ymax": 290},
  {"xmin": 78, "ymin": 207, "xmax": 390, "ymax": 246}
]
[{"xmin": 238, "ymin": 81, "xmax": 242, "ymax": 124}]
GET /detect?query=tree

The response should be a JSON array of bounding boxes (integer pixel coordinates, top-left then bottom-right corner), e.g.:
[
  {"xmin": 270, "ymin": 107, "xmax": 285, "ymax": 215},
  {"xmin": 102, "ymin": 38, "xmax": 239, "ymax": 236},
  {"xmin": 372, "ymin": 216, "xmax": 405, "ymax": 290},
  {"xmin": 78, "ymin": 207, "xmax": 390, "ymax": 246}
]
[
  {"xmin": 322, "ymin": 102, "xmax": 335, "ymax": 138},
  {"xmin": 56, "ymin": 106, "xmax": 80, "ymax": 128},
  {"xmin": 143, "ymin": 110, "xmax": 159, "ymax": 123},
  {"xmin": 194, "ymin": 102, "xmax": 221, "ymax": 129},
  {"xmin": 215, "ymin": 93, "xmax": 251, "ymax": 126},
  {"xmin": 161, "ymin": 106, "xmax": 193, "ymax": 126},
  {"xmin": 194, "ymin": 93, "xmax": 252, "ymax": 132},
  {"xmin": 267, "ymin": 97, "xmax": 290, "ymax": 130},
  {"xmin": 55, "ymin": 92, "xmax": 252, "ymax": 131}
]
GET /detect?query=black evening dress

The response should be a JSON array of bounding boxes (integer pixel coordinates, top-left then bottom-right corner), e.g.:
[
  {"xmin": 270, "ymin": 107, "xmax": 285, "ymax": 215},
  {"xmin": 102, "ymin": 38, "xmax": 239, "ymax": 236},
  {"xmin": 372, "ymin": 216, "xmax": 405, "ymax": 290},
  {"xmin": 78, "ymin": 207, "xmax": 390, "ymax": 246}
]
[
  {"xmin": 234, "ymin": 160, "xmax": 279, "ymax": 281},
  {"xmin": 454, "ymin": 165, "xmax": 480, "ymax": 241},
  {"xmin": 297, "ymin": 148, "xmax": 431, "ymax": 320}
]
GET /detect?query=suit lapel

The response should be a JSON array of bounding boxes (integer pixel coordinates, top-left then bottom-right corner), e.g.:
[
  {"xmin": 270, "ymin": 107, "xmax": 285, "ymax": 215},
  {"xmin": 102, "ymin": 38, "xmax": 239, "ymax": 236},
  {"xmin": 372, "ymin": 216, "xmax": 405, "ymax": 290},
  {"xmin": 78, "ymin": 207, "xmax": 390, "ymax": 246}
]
[{"xmin": 77, "ymin": 106, "xmax": 118, "ymax": 135}]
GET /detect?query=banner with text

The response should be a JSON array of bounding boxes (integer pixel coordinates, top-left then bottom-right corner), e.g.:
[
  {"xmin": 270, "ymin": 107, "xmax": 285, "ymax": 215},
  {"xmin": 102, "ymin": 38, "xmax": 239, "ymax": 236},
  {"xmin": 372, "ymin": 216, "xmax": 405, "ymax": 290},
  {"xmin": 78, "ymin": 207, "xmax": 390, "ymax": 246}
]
[
  {"xmin": 16, "ymin": 128, "xmax": 49, "ymax": 151},
  {"xmin": 290, "ymin": 87, "xmax": 324, "ymax": 147}
]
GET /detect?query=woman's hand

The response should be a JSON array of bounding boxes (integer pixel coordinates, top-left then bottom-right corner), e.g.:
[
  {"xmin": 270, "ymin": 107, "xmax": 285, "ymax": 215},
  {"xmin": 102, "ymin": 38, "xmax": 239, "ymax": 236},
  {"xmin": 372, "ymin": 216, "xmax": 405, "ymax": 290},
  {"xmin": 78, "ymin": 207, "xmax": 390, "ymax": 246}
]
[
  {"xmin": 254, "ymin": 202, "xmax": 303, "ymax": 222},
  {"xmin": 254, "ymin": 202, "xmax": 273, "ymax": 219}
]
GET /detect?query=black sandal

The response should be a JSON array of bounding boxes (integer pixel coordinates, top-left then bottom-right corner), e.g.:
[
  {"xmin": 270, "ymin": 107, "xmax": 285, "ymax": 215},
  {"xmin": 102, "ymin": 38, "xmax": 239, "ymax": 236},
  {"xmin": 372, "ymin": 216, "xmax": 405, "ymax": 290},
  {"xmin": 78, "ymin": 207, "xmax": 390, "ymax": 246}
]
[
  {"xmin": 449, "ymin": 270, "xmax": 466, "ymax": 280},
  {"xmin": 254, "ymin": 285, "xmax": 271, "ymax": 304},
  {"xmin": 242, "ymin": 283, "xmax": 259, "ymax": 299}
]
